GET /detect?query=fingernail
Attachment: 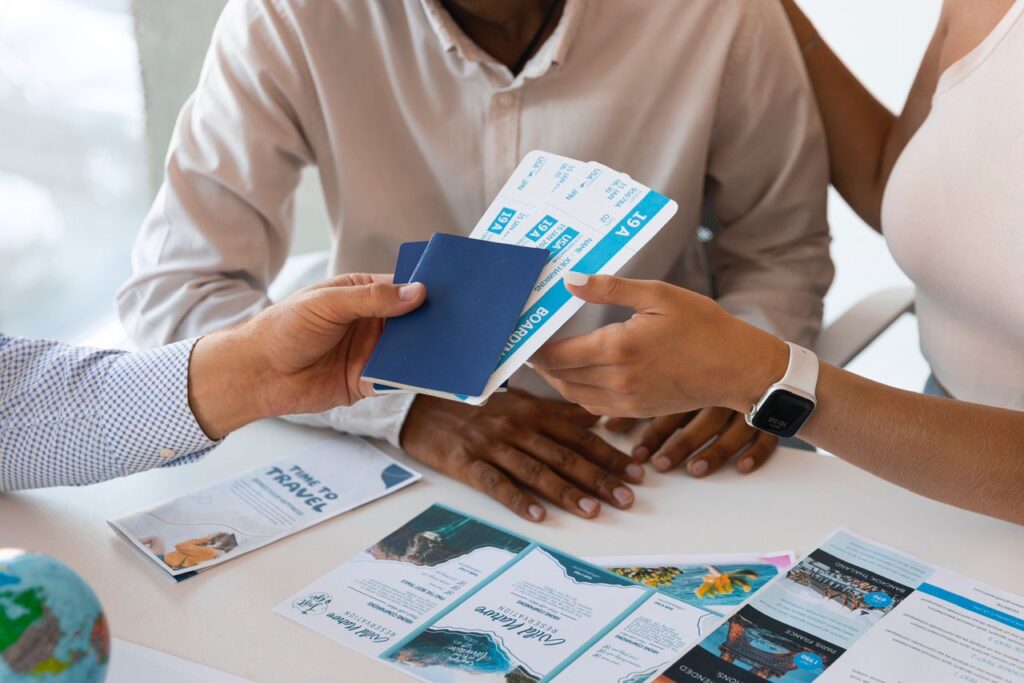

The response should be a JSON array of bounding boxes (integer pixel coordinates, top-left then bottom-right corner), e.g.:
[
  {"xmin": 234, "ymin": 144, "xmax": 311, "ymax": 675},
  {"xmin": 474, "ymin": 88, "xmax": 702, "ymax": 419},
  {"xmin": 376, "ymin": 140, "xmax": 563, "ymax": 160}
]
[
  {"xmin": 625, "ymin": 463, "xmax": 645, "ymax": 481},
  {"xmin": 690, "ymin": 460, "xmax": 709, "ymax": 476},
  {"xmin": 652, "ymin": 455, "xmax": 671, "ymax": 471},
  {"xmin": 524, "ymin": 361, "xmax": 535, "ymax": 369},
  {"xmin": 528, "ymin": 504, "xmax": 545, "ymax": 521},
  {"xmin": 612, "ymin": 487, "xmax": 634, "ymax": 506},
  {"xmin": 632, "ymin": 446, "xmax": 650, "ymax": 462},
  {"xmin": 579, "ymin": 497, "xmax": 599, "ymax": 514},
  {"xmin": 563, "ymin": 271, "xmax": 589, "ymax": 287},
  {"xmin": 738, "ymin": 457, "xmax": 754, "ymax": 473},
  {"xmin": 399, "ymin": 282, "xmax": 423, "ymax": 301}
]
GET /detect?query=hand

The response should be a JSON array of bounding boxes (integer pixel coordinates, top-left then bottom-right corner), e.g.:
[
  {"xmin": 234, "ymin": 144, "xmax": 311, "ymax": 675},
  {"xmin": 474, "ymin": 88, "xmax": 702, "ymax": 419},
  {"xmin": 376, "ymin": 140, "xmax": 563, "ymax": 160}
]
[
  {"xmin": 532, "ymin": 273, "xmax": 789, "ymax": 418},
  {"xmin": 630, "ymin": 409, "xmax": 778, "ymax": 476},
  {"xmin": 188, "ymin": 274, "xmax": 426, "ymax": 438},
  {"xmin": 400, "ymin": 389, "xmax": 646, "ymax": 523}
]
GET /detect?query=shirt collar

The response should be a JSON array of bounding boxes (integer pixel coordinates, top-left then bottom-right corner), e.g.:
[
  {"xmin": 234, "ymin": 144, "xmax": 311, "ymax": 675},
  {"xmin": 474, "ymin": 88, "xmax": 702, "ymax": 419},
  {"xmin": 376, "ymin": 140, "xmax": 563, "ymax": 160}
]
[{"xmin": 419, "ymin": 0, "xmax": 586, "ymax": 73}]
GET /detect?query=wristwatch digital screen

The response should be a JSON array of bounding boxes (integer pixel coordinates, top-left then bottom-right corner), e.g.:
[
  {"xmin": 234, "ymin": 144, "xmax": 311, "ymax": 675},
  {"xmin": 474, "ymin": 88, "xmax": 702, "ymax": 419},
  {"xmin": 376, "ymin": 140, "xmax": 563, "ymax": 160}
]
[{"xmin": 746, "ymin": 343, "xmax": 819, "ymax": 438}]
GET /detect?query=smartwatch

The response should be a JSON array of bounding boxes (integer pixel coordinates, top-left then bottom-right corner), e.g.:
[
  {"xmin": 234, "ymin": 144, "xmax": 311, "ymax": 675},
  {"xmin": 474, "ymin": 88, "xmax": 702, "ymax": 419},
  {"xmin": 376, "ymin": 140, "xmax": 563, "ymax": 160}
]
[{"xmin": 745, "ymin": 342, "xmax": 818, "ymax": 438}]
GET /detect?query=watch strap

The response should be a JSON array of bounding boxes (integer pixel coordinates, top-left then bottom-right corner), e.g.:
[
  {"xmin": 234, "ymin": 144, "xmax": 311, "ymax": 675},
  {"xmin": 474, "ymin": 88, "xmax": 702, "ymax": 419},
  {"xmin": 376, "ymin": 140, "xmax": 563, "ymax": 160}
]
[{"xmin": 779, "ymin": 342, "xmax": 819, "ymax": 398}]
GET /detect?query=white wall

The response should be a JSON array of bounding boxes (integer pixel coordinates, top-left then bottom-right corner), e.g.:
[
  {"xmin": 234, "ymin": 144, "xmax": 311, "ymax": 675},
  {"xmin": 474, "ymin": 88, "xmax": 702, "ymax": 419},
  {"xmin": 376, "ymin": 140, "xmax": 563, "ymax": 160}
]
[{"xmin": 801, "ymin": 0, "xmax": 941, "ymax": 391}]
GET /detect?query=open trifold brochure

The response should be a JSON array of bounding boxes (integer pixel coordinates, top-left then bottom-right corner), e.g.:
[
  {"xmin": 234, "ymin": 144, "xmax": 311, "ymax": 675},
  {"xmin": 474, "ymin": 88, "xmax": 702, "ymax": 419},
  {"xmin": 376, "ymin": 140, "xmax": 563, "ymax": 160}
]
[
  {"xmin": 276, "ymin": 504, "xmax": 1024, "ymax": 683},
  {"xmin": 362, "ymin": 150, "xmax": 678, "ymax": 404}
]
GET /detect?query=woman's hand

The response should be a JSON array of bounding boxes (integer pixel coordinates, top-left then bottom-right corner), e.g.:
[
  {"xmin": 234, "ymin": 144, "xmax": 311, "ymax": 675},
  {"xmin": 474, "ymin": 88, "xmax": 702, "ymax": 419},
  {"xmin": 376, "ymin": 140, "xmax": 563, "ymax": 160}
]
[{"xmin": 532, "ymin": 273, "xmax": 789, "ymax": 419}]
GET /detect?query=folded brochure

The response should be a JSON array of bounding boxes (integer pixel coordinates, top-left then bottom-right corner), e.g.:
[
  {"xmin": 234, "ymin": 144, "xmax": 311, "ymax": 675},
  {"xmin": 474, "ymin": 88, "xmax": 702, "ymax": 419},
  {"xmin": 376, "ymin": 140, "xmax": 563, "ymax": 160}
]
[
  {"xmin": 110, "ymin": 437, "xmax": 420, "ymax": 581},
  {"xmin": 274, "ymin": 504, "xmax": 790, "ymax": 682}
]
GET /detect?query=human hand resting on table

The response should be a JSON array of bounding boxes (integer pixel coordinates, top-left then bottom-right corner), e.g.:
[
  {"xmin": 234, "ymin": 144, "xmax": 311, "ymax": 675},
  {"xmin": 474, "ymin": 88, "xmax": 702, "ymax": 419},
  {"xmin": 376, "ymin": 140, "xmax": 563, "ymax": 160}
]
[
  {"xmin": 533, "ymin": 274, "xmax": 789, "ymax": 470},
  {"xmin": 604, "ymin": 409, "xmax": 778, "ymax": 476},
  {"xmin": 400, "ymin": 389, "xmax": 646, "ymax": 523},
  {"xmin": 188, "ymin": 274, "xmax": 426, "ymax": 439}
]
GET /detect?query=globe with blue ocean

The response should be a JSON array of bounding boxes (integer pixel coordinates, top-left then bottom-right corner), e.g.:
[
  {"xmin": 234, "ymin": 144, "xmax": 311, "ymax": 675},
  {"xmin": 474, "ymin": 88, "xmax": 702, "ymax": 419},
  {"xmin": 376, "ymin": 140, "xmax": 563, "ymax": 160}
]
[{"xmin": 0, "ymin": 550, "xmax": 109, "ymax": 682}]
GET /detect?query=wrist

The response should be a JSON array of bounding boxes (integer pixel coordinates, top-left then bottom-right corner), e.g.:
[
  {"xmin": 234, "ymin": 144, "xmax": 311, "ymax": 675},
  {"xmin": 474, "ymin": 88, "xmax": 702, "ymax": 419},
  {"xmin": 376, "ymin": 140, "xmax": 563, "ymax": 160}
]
[
  {"xmin": 724, "ymin": 333, "xmax": 790, "ymax": 414},
  {"xmin": 188, "ymin": 329, "xmax": 272, "ymax": 439}
]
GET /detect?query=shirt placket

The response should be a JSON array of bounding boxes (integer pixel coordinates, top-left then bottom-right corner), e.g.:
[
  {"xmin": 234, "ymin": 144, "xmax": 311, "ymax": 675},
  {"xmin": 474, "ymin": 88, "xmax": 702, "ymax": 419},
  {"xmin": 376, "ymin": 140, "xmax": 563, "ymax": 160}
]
[{"xmin": 483, "ymin": 88, "xmax": 523, "ymax": 202}]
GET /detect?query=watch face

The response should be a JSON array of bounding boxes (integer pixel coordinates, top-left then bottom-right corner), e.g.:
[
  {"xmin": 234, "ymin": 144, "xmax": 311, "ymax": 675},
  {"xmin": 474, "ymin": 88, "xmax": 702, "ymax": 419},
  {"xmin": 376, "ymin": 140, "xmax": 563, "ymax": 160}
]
[{"xmin": 751, "ymin": 390, "xmax": 815, "ymax": 437}]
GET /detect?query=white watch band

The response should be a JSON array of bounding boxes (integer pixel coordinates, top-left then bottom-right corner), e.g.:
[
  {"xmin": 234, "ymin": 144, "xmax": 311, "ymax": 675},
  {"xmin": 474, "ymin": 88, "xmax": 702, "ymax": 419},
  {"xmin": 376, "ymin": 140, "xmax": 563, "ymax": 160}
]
[{"xmin": 778, "ymin": 342, "xmax": 819, "ymax": 398}]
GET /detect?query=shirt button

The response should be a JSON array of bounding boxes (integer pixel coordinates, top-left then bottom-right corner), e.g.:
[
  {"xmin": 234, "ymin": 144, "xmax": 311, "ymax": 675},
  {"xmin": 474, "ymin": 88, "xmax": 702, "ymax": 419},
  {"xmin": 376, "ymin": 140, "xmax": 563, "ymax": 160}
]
[
  {"xmin": 495, "ymin": 92, "xmax": 515, "ymax": 108},
  {"xmin": 160, "ymin": 448, "xmax": 177, "ymax": 459}
]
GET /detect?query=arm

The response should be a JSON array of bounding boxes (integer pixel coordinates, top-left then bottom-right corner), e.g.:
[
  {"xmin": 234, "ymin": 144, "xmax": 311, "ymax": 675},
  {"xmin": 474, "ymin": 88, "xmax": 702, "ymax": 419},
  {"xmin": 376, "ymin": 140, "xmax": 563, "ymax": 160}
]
[
  {"xmin": 533, "ymin": 275, "xmax": 1024, "ymax": 526},
  {"xmin": 704, "ymin": 0, "xmax": 833, "ymax": 347},
  {"xmin": 0, "ymin": 277, "xmax": 425, "ymax": 491},
  {"xmin": 779, "ymin": 0, "xmax": 947, "ymax": 230}
]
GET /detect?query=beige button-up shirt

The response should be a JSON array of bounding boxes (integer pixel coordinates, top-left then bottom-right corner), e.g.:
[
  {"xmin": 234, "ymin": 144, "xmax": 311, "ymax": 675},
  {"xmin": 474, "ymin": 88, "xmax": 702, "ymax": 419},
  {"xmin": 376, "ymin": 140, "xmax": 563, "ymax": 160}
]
[{"xmin": 118, "ymin": 0, "xmax": 833, "ymax": 445}]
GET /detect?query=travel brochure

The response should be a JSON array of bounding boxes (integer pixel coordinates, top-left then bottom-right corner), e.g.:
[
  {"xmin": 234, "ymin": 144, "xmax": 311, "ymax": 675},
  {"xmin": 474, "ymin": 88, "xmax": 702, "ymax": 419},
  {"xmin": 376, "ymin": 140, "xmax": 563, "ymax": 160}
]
[
  {"xmin": 274, "ymin": 504, "xmax": 792, "ymax": 682},
  {"xmin": 657, "ymin": 529, "xmax": 1024, "ymax": 682},
  {"xmin": 109, "ymin": 437, "xmax": 420, "ymax": 581},
  {"xmin": 276, "ymin": 505, "xmax": 1024, "ymax": 682}
]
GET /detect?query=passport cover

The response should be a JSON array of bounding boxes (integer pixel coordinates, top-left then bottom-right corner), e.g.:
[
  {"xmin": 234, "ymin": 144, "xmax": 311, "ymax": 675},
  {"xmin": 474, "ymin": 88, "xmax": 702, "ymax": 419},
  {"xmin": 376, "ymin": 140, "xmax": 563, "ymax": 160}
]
[{"xmin": 363, "ymin": 233, "xmax": 547, "ymax": 397}]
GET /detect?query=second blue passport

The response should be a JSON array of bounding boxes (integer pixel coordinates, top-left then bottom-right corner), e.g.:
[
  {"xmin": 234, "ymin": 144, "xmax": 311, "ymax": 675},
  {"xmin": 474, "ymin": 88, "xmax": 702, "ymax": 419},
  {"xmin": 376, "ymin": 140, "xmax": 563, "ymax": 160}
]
[{"xmin": 363, "ymin": 233, "xmax": 548, "ymax": 398}]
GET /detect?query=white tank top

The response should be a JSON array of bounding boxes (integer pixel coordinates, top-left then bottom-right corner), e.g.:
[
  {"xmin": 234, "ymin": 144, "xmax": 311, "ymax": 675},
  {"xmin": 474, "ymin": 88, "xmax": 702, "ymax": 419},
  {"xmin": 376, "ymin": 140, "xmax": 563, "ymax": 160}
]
[{"xmin": 882, "ymin": 0, "xmax": 1024, "ymax": 410}]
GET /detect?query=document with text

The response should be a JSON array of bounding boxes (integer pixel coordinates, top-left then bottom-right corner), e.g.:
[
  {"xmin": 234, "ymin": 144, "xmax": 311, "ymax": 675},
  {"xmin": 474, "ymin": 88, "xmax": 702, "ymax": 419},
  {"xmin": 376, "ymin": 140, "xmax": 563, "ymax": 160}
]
[
  {"xmin": 110, "ymin": 437, "xmax": 420, "ymax": 580},
  {"xmin": 274, "ymin": 504, "xmax": 788, "ymax": 683},
  {"xmin": 655, "ymin": 529, "xmax": 1024, "ymax": 683}
]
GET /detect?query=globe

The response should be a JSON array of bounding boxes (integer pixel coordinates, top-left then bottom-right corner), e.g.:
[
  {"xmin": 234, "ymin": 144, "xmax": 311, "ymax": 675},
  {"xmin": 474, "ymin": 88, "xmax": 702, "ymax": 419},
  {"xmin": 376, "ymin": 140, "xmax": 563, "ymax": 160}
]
[{"xmin": 0, "ymin": 550, "xmax": 109, "ymax": 682}]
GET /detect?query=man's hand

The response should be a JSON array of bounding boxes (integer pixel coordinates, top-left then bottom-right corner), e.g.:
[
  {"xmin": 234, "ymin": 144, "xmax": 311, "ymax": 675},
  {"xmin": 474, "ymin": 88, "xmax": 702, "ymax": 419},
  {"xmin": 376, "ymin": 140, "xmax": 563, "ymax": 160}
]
[
  {"xmin": 604, "ymin": 410, "xmax": 778, "ymax": 476},
  {"xmin": 400, "ymin": 390, "xmax": 646, "ymax": 523},
  {"xmin": 629, "ymin": 409, "xmax": 778, "ymax": 476},
  {"xmin": 188, "ymin": 274, "xmax": 425, "ymax": 438}
]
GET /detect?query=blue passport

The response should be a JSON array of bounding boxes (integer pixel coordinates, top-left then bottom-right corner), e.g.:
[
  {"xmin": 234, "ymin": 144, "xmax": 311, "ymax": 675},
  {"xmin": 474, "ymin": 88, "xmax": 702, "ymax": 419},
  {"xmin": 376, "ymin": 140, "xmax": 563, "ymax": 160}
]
[
  {"xmin": 392, "ymin": 241, "xmax": 428, "ymax": 284},
  {"xmin": 372, "ymin": 241, "xmax": 428, "ymax": 394},
  {"xmin": 363, "ymin": 233, "xmax": 547, "ymax": 398}
]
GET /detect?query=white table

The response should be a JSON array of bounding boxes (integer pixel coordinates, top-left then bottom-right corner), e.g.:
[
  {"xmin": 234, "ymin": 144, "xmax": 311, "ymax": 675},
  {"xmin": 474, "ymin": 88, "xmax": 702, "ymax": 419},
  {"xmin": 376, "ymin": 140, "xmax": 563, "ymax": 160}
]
[{"xmin": 2, "ymin": 419, "xmax": 1021, "ymax": 681}]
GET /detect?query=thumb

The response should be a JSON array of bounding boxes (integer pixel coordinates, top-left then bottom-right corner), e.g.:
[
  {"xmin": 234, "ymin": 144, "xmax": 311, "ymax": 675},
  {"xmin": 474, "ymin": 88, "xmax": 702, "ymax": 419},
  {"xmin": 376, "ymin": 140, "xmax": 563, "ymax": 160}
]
[
  {"xmin": 562, "ymin": 273, "xmax": 668, "ymax": 311},
  {"xmin": 312, "ymin": 281, "xmax": 426, "ymax": 324}
]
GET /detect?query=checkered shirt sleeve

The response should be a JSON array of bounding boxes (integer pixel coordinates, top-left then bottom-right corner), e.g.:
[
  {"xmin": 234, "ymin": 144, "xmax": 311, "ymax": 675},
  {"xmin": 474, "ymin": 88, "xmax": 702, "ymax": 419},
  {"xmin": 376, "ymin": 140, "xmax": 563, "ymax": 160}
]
[{"xmin": 0, "ymin": 333, "xmax": 218, "ymax": 491}]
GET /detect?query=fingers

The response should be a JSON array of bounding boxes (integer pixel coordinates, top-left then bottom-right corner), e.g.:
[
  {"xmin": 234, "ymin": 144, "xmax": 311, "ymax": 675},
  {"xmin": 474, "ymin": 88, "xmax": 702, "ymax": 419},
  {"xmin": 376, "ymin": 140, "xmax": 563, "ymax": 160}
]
[
  {"xmin": 301, "ymin": 272, "xmax": 392, "ymax": 292},
  {"xmin": 485, "ymin": 443, "xmax": 606, "ymax": 519},
  {"xmin": 313, "ymin": 281, "xmax": 426, "ymax": 323},
  {"xmin": 465, "ymin": 459, "xmax": 546, "ymax": 522},
  {"xmin": 649, "ymin": 407, "xmax": 732, "ymax": 473},
  {"xmin": 604, "ymin": 417, "xmax": 639, "ymax": 433},
  {"xmin": 532, "ymin": 371, "xmax": 633, "ymax": 418},
  {"xmin": 684, "ymin": 412, "xmax": 758, "ymax": 478},
  {"xmin": 533, "ymin": 326, "xmax": 619, "ymax": 372},
  {"xmin": 539, "ymin": 415, "xmax": 645, "ymax": 485},
  {"xmin": 563, "ymin": 273, "xmax": 671, "ymax": 311},
  {"xmin": 632, "ymin": 413, "xmax": 693, "ymax": 462},
  {"xmin": 736, "ymin": 431, "xmax": 779, "ymax": 474},
  {"xmin": 511, "ymin": 429, "xmax": 636, "ymax": 514}
]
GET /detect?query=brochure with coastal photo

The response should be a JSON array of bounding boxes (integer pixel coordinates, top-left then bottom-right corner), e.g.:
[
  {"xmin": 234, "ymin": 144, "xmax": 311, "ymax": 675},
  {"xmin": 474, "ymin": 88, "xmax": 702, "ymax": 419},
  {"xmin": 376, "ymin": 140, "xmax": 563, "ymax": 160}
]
[
  {"xmin": 110, "ymin": 436, "xmax": 421, "ymax": 581},
  {"xmin": 275, "ymin": 504, "xmax": 783, "ymax": 683},
  {"xmin": 586, "ymin": 552, "xmax": 794, "ymax": 617},
  {"xmin": 655, "ymin": 529, "xmax": 1024, "ymax": 683}
]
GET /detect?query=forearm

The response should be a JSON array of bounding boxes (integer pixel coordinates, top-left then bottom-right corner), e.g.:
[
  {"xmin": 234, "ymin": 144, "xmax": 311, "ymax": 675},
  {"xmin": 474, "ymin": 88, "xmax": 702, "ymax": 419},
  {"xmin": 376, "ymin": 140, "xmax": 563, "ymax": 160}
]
[
  {"xmin": 780, "ymin": 0, "xmax": 896, "ymax": 229},
  {"xmin": 802, "ymin": 366, "xmax": 1024, "ymax": 525},
  {"xmin": 0, "ymin": 337, "xmax": 217, "ymax": 491},
  {"xmin": 727, "ymin": 357, "xmax": 1024, "ymax": 525}
]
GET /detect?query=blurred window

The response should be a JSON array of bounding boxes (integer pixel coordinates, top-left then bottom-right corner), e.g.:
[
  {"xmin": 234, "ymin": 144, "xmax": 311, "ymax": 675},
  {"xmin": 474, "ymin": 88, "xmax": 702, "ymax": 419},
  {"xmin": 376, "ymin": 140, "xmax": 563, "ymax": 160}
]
[{"xmin": 0, "ymin": 0, "xmax": 146, "ymax": 341}]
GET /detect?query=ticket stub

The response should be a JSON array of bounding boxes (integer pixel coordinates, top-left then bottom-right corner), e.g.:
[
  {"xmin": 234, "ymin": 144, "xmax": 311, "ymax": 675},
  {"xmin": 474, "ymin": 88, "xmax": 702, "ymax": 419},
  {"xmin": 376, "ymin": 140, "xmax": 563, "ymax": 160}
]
[{"xmin": 462, "ymin": 150, "xmax": 678, "ymax": 403}]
